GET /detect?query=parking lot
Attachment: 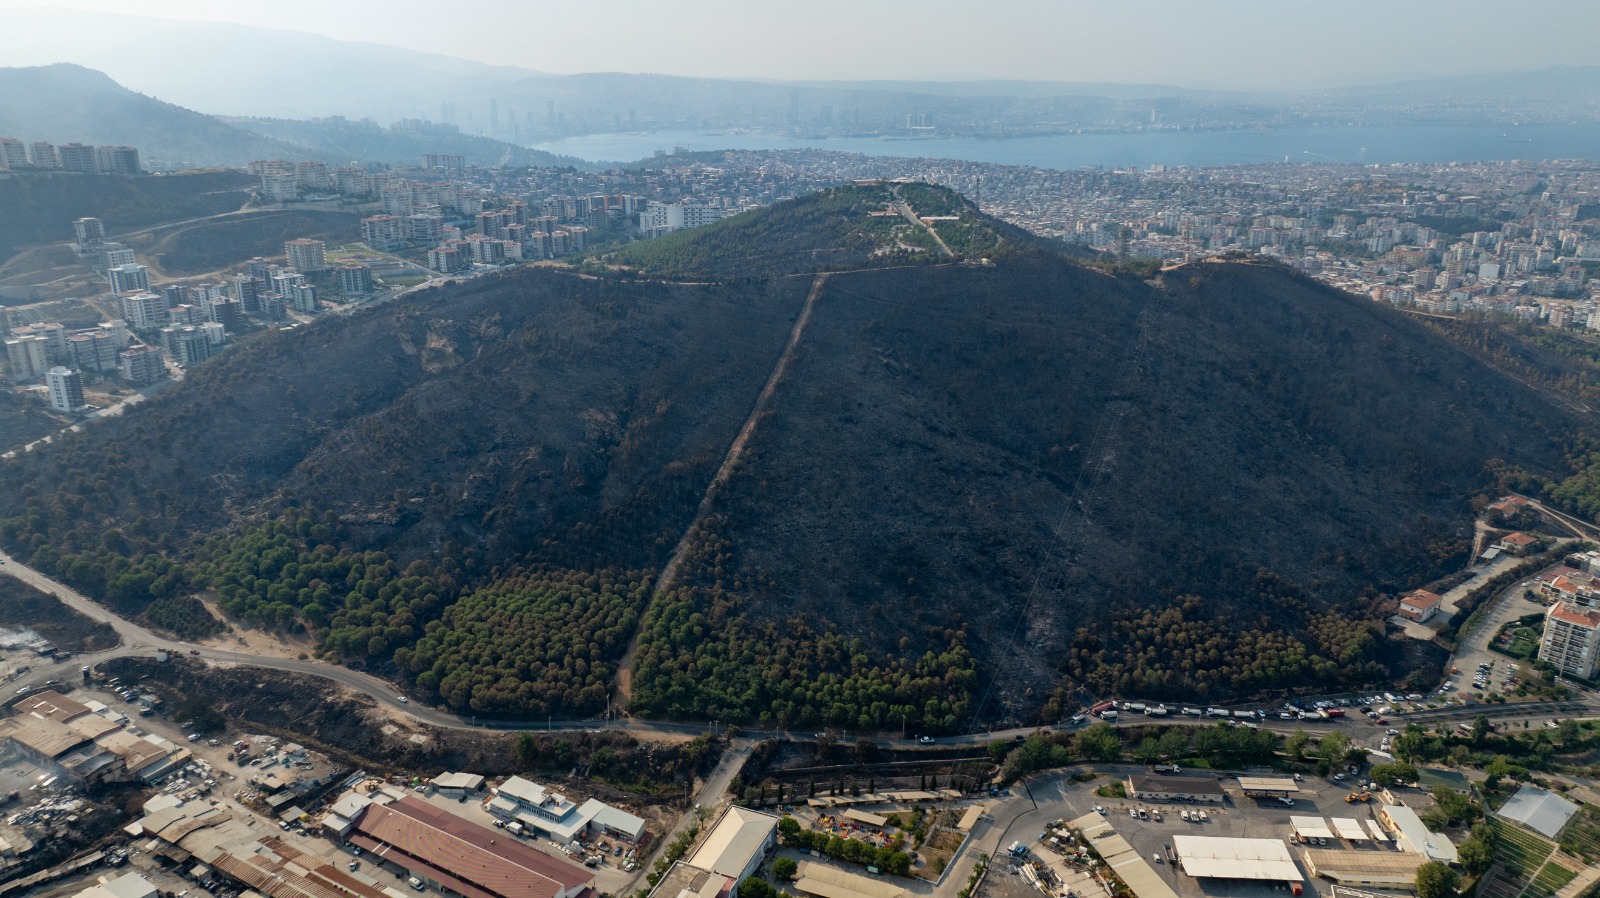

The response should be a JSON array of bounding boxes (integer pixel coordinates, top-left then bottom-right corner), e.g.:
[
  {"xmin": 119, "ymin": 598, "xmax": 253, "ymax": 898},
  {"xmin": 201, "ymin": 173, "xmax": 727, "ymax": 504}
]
[{"xmin": 1007, "ymin": 770, "xmax": 1414, "ymax": 898}]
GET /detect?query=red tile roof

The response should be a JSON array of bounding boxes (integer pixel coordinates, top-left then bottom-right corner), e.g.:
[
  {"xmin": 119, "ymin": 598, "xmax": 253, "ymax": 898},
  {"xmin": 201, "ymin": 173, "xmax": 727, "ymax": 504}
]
[
  {"xmin": 1401, "ymin": 590, "xmax": 1443, "ymax": 610},
  {"xmin": 353, "ymin": 796, "xmax": 590, "ymax": 898},
  {"xmin": 1550, "ymin": 604, "xmax": 1600, "ymax": 629}
]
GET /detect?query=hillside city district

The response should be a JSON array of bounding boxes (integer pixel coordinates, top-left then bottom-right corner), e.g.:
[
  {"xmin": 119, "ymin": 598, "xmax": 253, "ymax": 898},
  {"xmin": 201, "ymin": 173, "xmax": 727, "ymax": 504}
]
[{"xmin": 2, "ymin": 140, "xmax": 1600, "ymax": 898}]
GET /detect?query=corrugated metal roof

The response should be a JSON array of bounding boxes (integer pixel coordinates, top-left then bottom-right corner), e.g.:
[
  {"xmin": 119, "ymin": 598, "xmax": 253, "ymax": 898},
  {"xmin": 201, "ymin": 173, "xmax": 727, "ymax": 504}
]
[
  {"xmin": 1289, "ymin": 816, "xmax": 1335, "ymax": 840},
  {"xmin": 355, "ymin": 796, "xmax": 591, "ymax": 898},
  {"xmin": 685, "ymin": 807, "xmax": 778, "ymax": 880},
  {"xmin": 1171, "ymin": 836, "xmax": 1301, "ymax": 882},
  {"xmin": 1497, "ymin": 785, "xmax": 1580, "ymax": 839}
]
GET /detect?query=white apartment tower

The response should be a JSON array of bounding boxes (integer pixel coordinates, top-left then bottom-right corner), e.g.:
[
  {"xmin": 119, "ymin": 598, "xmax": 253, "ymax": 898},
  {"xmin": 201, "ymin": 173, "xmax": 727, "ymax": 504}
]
[
  {"xmin": 1542, "ymin": 603, "xmax": 1600, "ymax": 680},
  {"xmin": 284, "ymin": 238, "xmax": 327, "ymax": 272},
  {"xmin": 107, "ymin": 263, "xmax": 150, "ymax": 294},
  {"xmin": 74, "ymin": 217, "xmax": 106, "ymax": 248},
  {"xmin": 0, "ymin": 137, "xmax": 28, "ymax": 170},
  {"xmin": 4, "ymin": 335, "xmax": 50, "ymax": 380},
  {"xmin": 45, "ymin": 367, "xmax": 86, "ymax": 412}
]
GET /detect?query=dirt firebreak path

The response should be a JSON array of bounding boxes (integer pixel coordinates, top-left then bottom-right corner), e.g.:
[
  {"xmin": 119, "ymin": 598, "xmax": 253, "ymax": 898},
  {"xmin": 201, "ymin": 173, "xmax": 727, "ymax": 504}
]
[{"xmin": 613, "ymin": 272, "xmax": 829, "ymax": 705}]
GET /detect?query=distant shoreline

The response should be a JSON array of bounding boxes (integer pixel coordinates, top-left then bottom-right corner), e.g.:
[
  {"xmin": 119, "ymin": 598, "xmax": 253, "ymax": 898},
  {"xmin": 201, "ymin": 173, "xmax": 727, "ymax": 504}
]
[{"xmin": 531, "ymin": 122, "xmax": 1600, "ymax": 170}]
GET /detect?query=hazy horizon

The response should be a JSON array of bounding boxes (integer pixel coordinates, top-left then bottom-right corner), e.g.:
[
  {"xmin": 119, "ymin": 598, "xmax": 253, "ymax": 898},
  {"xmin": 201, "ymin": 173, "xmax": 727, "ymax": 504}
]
[{"xmin": 1, "ymin": 0, "xmax": 1597, "ymax": 91}]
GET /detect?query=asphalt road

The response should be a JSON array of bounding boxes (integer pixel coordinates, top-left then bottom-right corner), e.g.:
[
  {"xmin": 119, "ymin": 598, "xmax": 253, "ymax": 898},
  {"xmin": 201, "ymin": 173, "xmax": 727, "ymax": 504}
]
[{"xmin": 1, "ymin": 547, "xmax": 1597, "ymax": 748}]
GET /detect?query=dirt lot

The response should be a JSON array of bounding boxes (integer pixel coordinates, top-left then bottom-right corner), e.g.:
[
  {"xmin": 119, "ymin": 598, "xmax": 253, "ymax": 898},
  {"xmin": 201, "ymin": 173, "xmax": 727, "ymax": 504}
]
[{"xmin": 100, "ymin": 657, "xmax": 724, "ymax": 808}]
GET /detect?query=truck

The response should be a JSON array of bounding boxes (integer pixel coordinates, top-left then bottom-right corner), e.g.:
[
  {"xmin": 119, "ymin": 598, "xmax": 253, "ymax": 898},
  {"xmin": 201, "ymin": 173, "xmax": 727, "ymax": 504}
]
[
  {"xmin": 1233, "ymin": 710, "xmax": 1256, "ymax": 720},
  {"xmin": 1206, "ymin": 707, "xmax": 1230, "ymax": 718},
  {"xmin": 1099, "ymin": 710, "xmax": 1118, "ymax": 721},
  {"xmin": 1324, "ymin": 708, "xmax": 1345, "ymax": 718},
  {"xmin": 1125, "ymin": 702, "xmax": 1147, "ymax": 713},
  {"xmin": 1145, "ymin": 705, "xmax": 1170, "ymax": 717},
  {"xmin": 1181, "ymin": 707, "xmax": 1203, "ymax": 717},
  {"xmin": 1090, "ymin": 700, "xmax": 1116, "ymax": 716}
]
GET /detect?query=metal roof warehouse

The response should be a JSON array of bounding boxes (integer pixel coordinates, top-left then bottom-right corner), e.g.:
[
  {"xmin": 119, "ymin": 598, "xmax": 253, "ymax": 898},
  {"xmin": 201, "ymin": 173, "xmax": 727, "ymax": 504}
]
[
  {"xmin": 1171, "ymin": 836, "xmax": 1302, "ymax": 883},
  {"xmin": 349, "ymin": 795, "xmax": 592, "ymax": 898}
]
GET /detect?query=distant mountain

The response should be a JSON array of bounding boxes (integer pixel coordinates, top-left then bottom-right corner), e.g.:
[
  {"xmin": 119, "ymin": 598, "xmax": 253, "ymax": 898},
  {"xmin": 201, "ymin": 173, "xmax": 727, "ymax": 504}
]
[
  {"xmin": 0, "ymin": 64, "xmax": 308, "ymax": 166},
  {"xmin": 0, "ymin": 184, "xmax": 1585, "ymax": 728},
  {"xmin": 3, "ymin": 9, "xmax": 1592, "ymax": 139},
  {"xmin": 218, "ymin": 116, "xmax": 592, "ymax": 170},
  {"xmin": 0, "ymin": 7, "xmax": 547, "ymax": 120},
  {"xmin": 0, "ymin": 65, "xmax": 587, "ymax": 169}
]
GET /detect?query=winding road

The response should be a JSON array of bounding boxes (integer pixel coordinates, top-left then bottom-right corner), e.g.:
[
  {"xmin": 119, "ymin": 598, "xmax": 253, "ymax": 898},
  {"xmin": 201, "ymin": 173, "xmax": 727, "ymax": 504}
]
[{"xmin": 2, "ymin": 541, "xmax": 1596, "ymax": 754}]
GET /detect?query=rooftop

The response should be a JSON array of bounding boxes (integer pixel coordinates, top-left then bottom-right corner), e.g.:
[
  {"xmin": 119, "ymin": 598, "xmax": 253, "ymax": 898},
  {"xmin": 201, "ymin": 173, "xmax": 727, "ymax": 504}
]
[
  {"xmin": 1127, "ymin": 774, "xmax": 1225, "ymax": 795},
  {"xmin": 1549, "ymin": 603, "xmax": 1600, "ymax": 629},
  {"xmin": 1497, "ymin": 785, "xmax": 1580, "ymax": 839},
  {"xmin": 685, "ymin": 806, "xmax": 779, "ymax": 880},
  {"xmin": 1236, "ymin": 776, "xmax": 1299, "ymax": 793},
  {"xmin": 1401, "ymin": 590, "xmax": 1443, "ymax": 610},
  {"xmin": 1170, "ymin": 835, "xmax": 1300, "ymax": 882},
  {"xmin": 353, "ymin": 795, "xmax": 590, "ymax": 898},
  {"xmin": 1379, "ymin": 804, "xmax": 1457, "ymax": 864},
  {"xmin": 1300, "ymin": 846, "xmax": 1425, "ymax": 882}
]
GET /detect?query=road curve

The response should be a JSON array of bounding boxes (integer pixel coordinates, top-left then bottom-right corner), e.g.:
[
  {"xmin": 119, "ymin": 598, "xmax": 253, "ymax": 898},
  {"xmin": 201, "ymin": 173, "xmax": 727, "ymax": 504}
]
[{"xmin": 1, "ymin": 547, "xmax": 1596, "ymax": 747}]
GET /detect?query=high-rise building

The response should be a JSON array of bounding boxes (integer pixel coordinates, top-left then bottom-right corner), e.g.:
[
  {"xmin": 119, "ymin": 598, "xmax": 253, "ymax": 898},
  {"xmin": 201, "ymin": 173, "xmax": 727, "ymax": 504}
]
[
  {"xmin": 99, "ymin": 319, "xmax": 130, "ymax": 350},
  {"xmin": 204, "ymin": 298, "xmax": 244, "ymax": 333},
  {"xmin": 284, "ymin": 238, "xmax": 327, "ymax": 272},
  {"xmin": 231, "ymin": 275, "xmax": 261, "ymax": 313},
  {"xmin": 261, "ymin": 172, "xmax": 299, "ymax": 203},
  {"xmin": 360, "ymin": 214, "xmax": 407, "ymax": 251},
  {"xmin": 270, "ymin": 270, "xmax": 306, "ymax": 300},
  {"xmin": 118, "ymin": 291, "xmax": 169, "ymax": 330},
  {"xmin": 107, "ymin": 263, "xmax": 150, "ymax": 294},
  {"xmin": 258, "ymin": 294, "xmax": 286, "ymax": 323},
  {"xmin": 199, "ymin": 322, "xmax": 226, "ymax": 346},
  {"xmin": 67, "ymin": 330, "xmax": 118, "ymax": 372},
  {"xmin": 407, "ymin": 213, "xmax": 443, "ymax": 245},
  {"xmin": 295, "ymin": 161, "xmax": 332, "ymax": 192},
  {"xmin": 118, "ymin": 344, "xmax": 166, "ymax": 385},
  {"xmin": 28, "ymin": 141, "xmax": 58, "ymax": 168},
  {"xmin": 427, "ymin": 244, "xmax": 469, "ymax": 273},
  {"xmin": 422, "ymin": 154, "xmax": 465, "ymax": 170},
  {"xmin": 335, "ymin": 166, "xmax": 371, "ymax": 197},
  {"xmin": 0, "ymin": 137, "xmax": 28, "ymax": 170},
  {"xmin": 380, "ymin": 184, "xmax": 414, "ymax": 217},
  {"xmin": 336, "ymin": 263, "xmax": 374, "ymax": 297},
  {"xmin": 73, "ymin": 217, "xmax": 105, "ymax": 248},
  {"xmin": 99, "ymin": 244, "xmax": 136, "ymax": 269},
  {"xmin": 57, "ymin": 142, "xmax": 97, "ymax": 173},
  {"xmin": 45, "ymin": 366, "xmax": 86, "ymax": 412},
  {"xmin": 9, "ymin": 322, "xmax": 67, "ymax": 361},
  {"xmin": 1542, "ymin": 603, "xmax": 1600, "ymax": 679},
  {"xmin": 160, "ymin": 325, "xmax": 211, "ymax": 367},
  {"xmin": 94, "ymin": 145, "xmax": 141, "ymax": 174},
  {"xmin": 287, "ymin": 283, "xmax": 318, "ymax": 313},
  {"xmin": 4, "ymin": 335, "xmax": 49, "ymax": 380}
]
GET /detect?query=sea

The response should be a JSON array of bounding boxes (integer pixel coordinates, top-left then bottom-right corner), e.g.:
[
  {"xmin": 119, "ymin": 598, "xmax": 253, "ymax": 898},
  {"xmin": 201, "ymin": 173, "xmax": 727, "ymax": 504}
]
[{"xmin": 532, "ymin": 123, "xmax": 1600, "ymax": 170}]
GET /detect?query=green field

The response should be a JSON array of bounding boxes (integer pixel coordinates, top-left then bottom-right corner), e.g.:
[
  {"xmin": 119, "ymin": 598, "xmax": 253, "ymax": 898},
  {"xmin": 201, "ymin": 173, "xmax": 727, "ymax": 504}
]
[
  {"xmin": 1492, "ymin": 819, "xmax": 1557, "ymax": 880},
  {"xmin": 1557, "ymin": 804, "xmax": 1600, "ymax": 862},
  {"xmin": 1525, "ymin": 861, "xmax": 1577, "ymax": 898}
]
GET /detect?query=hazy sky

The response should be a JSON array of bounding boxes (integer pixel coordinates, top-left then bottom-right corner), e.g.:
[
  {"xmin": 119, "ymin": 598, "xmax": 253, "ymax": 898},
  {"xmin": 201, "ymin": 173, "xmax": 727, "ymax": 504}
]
[{"xmin": 2, "ymin": 0, "xmax": 1598, "ymax": 88}]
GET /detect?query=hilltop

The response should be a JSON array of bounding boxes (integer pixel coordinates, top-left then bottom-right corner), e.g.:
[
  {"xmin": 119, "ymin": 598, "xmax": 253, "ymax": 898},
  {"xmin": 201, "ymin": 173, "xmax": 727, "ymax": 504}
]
[
  {"xmin": 0, "ymin": 184, "xmax": 1587, "ymax": 728},
  {"xmin": 608, "ymin": 182, "xmax": 1035, "ymax": 278},
  {"xmin": 0, "ymin": 64, "xmax": 308, "ymax": 166}
]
